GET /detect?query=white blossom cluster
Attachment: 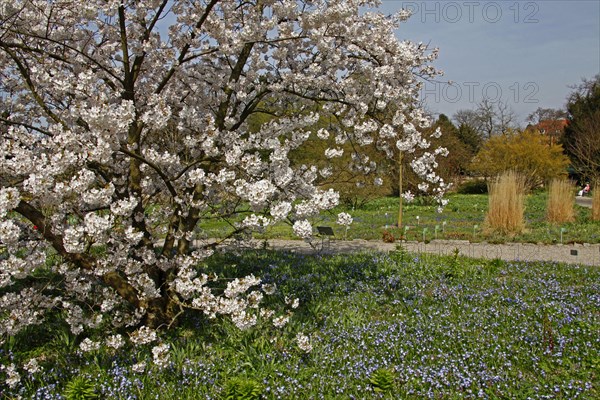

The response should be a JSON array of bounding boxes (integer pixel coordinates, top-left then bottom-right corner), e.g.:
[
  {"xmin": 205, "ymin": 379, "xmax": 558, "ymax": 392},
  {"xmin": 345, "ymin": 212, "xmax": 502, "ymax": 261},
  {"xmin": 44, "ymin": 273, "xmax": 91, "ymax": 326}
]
[
  {"xmin": 0, "ymin": 0, "xmax": 446, "ymax": 349},
  {"xmin": 130, "ymin": 326, "xmax": 158, "ymax": 346},
  {"xmin": 296, "ymin": 332, "xmax": 313, "ymax": 353},
  {"xmin": 79, "ymin": 338, "xmax": 101, "ymax": 353},
  {"xmin": 336, "ymin": 212, "xmax": 353, "ymax": 227},
  {"xmin": 293, "ymin": 220, "xmax": 313, "ymax": 239},
  {"xmin": 23, "ymin": 358, "xmax": 42, "ymax": 375},
  {"xmin": 0, "ymin": 188, "xmax": 20, "ymax": 218},
  {"xmin": 173, "ymin": 268, "xmax": 295, "ymax": 331},
  {"xmin": 1, "ymin": 363, "xmax": 20, "ymax": 389},
  {"xmin": 152, "ymin": 343, "xmax": 171, "ymax": 368}
]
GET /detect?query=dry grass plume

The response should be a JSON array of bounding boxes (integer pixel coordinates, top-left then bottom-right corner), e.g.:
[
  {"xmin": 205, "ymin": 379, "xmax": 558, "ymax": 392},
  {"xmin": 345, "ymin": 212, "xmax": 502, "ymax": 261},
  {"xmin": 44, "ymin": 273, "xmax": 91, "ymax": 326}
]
[
  {"xmin": 592, "ymin": 182, "xmax": 600, "ymax": 221},
  {"xmin": 546, "ymin": 178, "xmax": 575, "ymax": 224},
  {"xmin": 485, "ymin": 171, "xmax": 526, "ymax": 235}
]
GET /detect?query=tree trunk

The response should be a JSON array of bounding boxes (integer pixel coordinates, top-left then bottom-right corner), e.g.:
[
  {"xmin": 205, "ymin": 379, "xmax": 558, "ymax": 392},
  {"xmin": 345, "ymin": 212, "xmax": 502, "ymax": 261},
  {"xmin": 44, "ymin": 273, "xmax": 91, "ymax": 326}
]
[
  {"xmin": 143, "ymin": 294, "xmax": 180, "ymax": 330},
  {"xmin": 397, "ymin": 152, "xmax": 404, "ymax": 229}
]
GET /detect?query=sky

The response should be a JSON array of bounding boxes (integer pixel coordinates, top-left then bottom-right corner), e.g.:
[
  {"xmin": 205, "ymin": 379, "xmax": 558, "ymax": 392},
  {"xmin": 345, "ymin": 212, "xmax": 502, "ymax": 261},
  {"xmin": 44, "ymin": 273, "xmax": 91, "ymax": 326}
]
[{"xmin": 375, "ymin": 0, "xmax": 600, "ymax": 125}]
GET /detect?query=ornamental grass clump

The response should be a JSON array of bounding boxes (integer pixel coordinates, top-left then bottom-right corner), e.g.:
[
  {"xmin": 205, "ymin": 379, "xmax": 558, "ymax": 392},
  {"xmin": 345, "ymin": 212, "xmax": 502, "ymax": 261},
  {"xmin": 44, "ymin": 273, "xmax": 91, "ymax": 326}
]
[
  {"xmin": 546, "ymin": 178, "xmax": 575, "ymax": 223},
  {"xmin": 593, "ymin": 182, "xmax": 600, "ymax": 221},
  {"xmin": 485, "ymin": 171, "xmax": 525, "ymax": 235}
]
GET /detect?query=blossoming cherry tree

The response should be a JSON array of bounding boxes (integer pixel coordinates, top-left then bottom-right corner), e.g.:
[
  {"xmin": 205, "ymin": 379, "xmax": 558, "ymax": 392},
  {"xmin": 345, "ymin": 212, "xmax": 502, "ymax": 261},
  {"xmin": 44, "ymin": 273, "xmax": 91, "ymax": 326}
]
[{"xmin": 0, "ymin": 0, "xmax": 446, "ymax": 342}]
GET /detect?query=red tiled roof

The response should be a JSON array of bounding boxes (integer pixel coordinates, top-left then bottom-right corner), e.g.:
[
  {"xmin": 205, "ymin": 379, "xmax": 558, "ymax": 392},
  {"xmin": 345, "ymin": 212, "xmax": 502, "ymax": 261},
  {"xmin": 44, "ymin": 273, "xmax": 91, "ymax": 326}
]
[{"xmin": 530, "ymin": 119, "xmax": 568, "ymax": 135}]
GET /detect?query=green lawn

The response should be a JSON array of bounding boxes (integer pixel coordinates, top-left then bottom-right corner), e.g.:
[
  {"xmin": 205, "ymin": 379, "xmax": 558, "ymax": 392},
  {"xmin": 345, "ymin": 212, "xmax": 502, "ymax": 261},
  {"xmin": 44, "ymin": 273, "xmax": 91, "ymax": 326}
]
[
  {"xmin": 3, "ymin": 250, "xmax": 598, "ymax": 399},
  {"xmin": 198, "ymin": 193, "xmax": 600, "ymax": 244}
]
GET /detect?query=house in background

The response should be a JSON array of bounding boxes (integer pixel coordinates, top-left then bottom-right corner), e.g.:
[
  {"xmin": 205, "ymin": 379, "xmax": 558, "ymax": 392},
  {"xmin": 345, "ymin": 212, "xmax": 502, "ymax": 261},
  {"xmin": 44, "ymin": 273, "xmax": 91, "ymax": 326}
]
[{"xmin": 525, "ymin": 119, "xmax": 569, "ymax": 145}]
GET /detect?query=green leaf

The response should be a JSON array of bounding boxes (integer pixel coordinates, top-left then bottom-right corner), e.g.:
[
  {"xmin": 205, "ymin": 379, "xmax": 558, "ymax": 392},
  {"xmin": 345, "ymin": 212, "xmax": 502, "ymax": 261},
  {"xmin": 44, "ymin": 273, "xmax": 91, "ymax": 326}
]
[
  {"xmin": 223, "ymin": 377, "xmax": 263, "ymax": 400},
  {"xmin": 368, "ymin": 368, "xmax": 395, "ymax": 394}
]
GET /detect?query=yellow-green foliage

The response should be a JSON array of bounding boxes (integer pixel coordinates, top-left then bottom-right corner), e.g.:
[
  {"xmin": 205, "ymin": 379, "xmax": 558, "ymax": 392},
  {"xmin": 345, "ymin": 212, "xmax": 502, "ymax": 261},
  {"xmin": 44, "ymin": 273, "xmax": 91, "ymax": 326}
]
[
  {"xmin": 485, "ymin": 171, "xmax": 525, "ymax": 235},
  {"xmin": 547, "ymin": 178, "xmax": 575, "ymax": 223},
  {"xmin": 470, "ymin": 129, "xmax": 569, "ymax": 190}
]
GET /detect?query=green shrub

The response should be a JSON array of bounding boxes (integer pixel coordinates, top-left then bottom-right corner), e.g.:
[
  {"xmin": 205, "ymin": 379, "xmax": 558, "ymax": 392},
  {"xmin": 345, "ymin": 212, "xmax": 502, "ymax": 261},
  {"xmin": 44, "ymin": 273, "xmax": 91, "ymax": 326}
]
[{"xmin": 456, "ymin": 179, "xmax": 488, "ymax": 194}]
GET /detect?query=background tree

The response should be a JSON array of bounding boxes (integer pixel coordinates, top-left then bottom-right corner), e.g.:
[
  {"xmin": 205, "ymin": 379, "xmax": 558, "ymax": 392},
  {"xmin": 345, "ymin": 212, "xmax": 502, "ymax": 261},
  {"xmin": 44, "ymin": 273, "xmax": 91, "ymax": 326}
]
[
  {"xmin": 284, "ymin": 111, "xmax": 394, "ymax": 209},
  {"xmin": 453, "ymin": 109, "xmax": 484, "ymax": 137},
  {"xmin": 0, "ymin": 0, "xmax": 446, "ymax": 343},
  {"xmin": 433, "ymin": 114, "xmax": 476, "ymax": 179},
  {"xmin": 370, "ymin": 107, "xmax": 451, "ymax": 227},
  {"xmin": 561, "ymin": 75, "xmax": 600, "ymax": 183},
  {"xmin": 476, "ymin": 98, "xmax": 517, "ymax": 139},
  {"xmin": 456, "ymin": 123, "xmax": 483, "ymax": 155},
  {"xmin": 453, "ymin": 99, "xmax": 518, "ymax": 141},
  {"xmin": 527, "ymin": 107, "xmax": 568, "ymax": 124},
  {"xmin": 469, "ymin": 129, "xmax": 570, "ymax": 190}
]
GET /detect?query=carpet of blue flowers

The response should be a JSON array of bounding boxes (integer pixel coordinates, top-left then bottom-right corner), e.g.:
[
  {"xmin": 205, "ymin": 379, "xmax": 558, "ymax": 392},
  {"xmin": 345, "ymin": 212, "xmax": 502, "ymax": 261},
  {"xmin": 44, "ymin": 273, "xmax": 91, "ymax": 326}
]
[{"xmin": 2, "ymin": 249, "xmax": 598, "ymax": 399}]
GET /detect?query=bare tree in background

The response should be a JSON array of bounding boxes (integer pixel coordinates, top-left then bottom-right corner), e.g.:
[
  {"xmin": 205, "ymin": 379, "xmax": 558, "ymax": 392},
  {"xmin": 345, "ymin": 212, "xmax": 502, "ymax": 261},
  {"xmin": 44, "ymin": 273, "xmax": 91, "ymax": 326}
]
[
  {"xmin": 527, "ymin": 107, "xmax": 568, "ymax": 124},
  {"xmin": 477, "ymin": 98, "xmax": 517, "ymax": 139},
  {"xmin": 453, "ymin": 99, "xmax": 517, "ymax": 140}
]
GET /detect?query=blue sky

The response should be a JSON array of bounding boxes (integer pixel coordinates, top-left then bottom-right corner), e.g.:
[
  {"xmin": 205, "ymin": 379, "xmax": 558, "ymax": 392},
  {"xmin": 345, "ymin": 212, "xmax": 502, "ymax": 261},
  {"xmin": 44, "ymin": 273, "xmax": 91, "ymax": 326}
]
[{"xmin": 377, "ymin": 0, "xmax": 600, "ymax": 124}]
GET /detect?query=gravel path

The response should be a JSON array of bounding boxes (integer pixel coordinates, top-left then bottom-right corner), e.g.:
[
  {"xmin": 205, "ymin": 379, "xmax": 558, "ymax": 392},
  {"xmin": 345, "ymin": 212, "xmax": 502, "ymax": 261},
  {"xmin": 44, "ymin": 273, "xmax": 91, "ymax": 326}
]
[
  {"xmin": 576, "ymin": 195, "xmax": 592, "ymax": 208},
  {"xmin": 258, "ymin": 196, "xmax": 599, "ymax": 265},
  {"xmin": 257, "ymin": 239, "xmax": 600, "ymax": 266}
]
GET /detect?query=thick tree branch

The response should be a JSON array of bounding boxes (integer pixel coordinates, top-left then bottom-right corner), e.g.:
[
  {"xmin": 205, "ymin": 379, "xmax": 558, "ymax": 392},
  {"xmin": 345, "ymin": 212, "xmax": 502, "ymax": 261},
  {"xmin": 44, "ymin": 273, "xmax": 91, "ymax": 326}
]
[
  {"xmin": 14, "ymin": 200, "xmax": 141, "ymax": 308},
  {"xmin": 0, "ymin": 117, "xmax": 53, "ymax": 136},
  {"xmin": 119, "ymin": 147, "xmax": 178, "ymax": 198},
  {"xmin": 215, "ymin": 42, "xmax": 255, "ymax": 130}
]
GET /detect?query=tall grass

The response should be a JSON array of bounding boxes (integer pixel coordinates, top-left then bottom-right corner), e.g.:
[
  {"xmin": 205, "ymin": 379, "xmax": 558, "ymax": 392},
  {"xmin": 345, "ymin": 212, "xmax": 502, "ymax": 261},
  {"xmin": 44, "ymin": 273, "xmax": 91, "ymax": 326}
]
[
  {"xmin": 546, "ymin": 178, "xmax": 575, "ymax": 223},
  {"xmin": 485, "ymin": 171, "xmax": 525, "ymax": 235},
  {"xmin": 593, "ymin": 181, "xmax": 600, "ymax": 221}
]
